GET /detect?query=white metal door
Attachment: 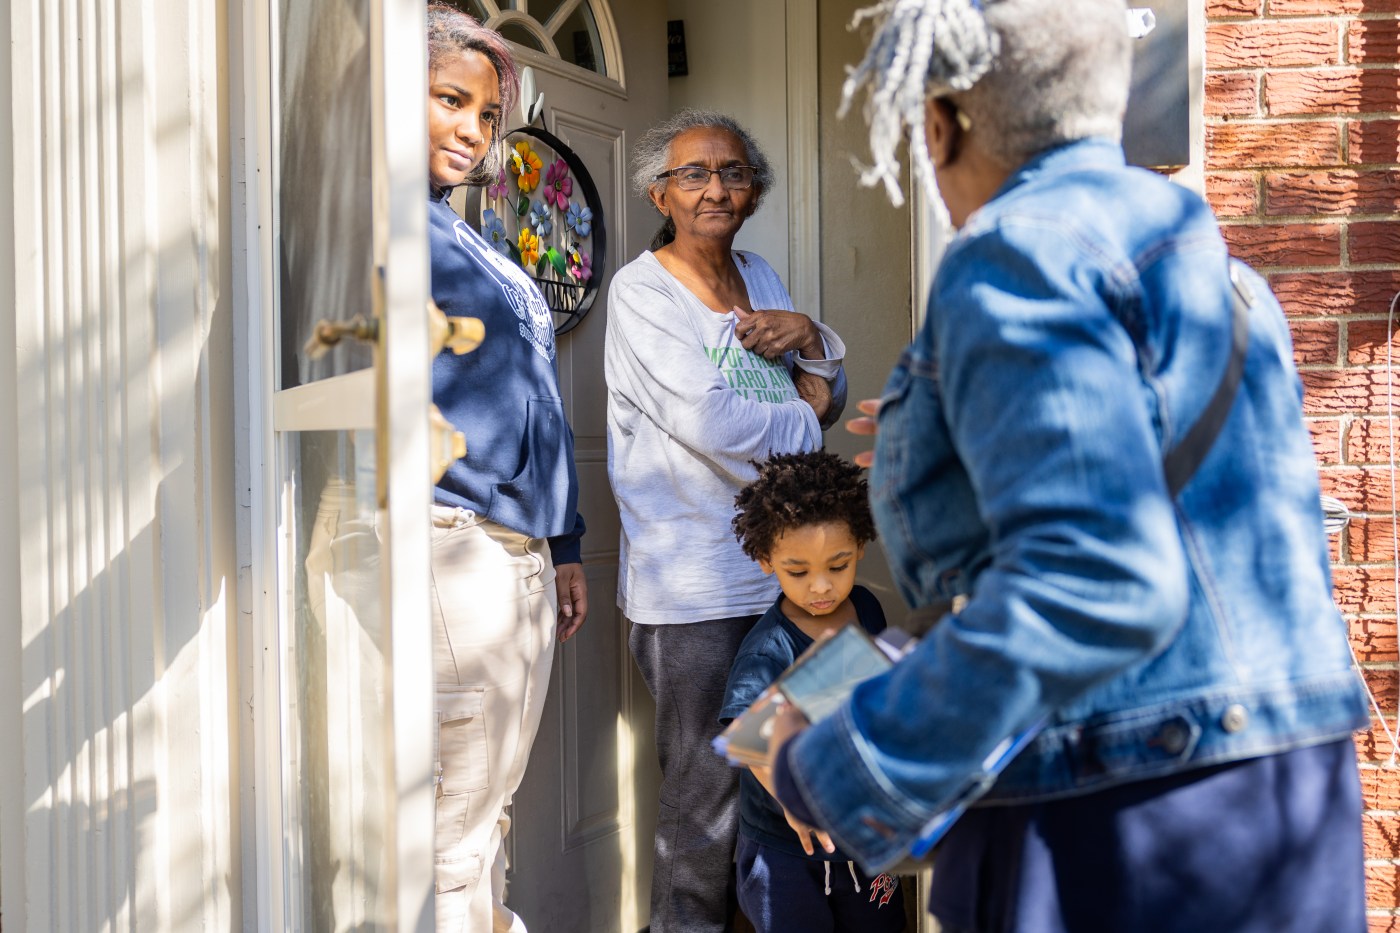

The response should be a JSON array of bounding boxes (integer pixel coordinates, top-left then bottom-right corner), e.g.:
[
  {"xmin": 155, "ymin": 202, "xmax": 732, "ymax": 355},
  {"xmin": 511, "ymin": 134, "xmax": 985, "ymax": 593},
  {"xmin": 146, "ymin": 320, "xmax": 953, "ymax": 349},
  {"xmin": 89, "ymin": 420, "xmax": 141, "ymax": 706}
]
[{"xmin": 247, "ymin": 0, "xmax": 435, "ymax": 929}]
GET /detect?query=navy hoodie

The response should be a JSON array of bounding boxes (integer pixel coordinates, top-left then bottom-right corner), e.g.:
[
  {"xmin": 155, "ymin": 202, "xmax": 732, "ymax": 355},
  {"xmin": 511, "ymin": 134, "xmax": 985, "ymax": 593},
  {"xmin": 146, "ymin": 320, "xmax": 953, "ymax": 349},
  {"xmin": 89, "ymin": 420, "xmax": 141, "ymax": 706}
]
[{"xmin": 429, "ymin": 190, "xmax": 584, "ymax": 564}]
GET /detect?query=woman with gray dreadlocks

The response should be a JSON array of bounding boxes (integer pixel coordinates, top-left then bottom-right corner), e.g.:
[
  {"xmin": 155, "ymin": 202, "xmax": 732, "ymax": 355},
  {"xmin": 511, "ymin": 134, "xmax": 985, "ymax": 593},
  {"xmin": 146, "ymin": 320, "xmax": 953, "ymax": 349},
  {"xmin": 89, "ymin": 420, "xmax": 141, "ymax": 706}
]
[{"xmin": 761, "ymin": 0, "xmax": 1369, "ymax": 930}]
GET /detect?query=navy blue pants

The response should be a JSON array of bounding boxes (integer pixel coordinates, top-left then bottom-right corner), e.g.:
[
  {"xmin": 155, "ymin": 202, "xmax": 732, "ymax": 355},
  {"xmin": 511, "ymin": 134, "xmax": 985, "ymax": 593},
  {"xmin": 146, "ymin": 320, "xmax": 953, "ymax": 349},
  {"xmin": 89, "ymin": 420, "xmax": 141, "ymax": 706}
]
[
  {"xmin": 929, "ymin": 738, "xmax": 1365, "ymax": 933},
  {"xmin": 736, "ymin": 835, "xmax": 907, "ymax": 933}
]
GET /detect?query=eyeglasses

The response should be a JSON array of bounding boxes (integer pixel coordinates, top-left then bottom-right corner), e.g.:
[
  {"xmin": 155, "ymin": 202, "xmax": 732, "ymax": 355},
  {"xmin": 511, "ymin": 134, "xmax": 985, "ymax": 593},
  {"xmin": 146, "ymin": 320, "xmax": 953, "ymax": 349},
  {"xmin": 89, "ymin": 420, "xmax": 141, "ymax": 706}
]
[{"xmin": 654, "ymin": 164, "xmax": 758, "ymax": 191}]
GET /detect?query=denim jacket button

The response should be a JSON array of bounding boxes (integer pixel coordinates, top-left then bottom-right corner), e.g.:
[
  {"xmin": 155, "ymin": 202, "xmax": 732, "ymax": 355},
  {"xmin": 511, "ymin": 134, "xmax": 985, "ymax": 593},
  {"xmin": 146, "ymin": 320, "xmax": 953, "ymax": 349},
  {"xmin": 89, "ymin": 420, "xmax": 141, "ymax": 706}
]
[
  {"xmin": 1221, "ymin": 704, "xmax": 1249, "ymax": 734},
  {"xmin": 1157, "ymin": 722, "xmax": 1189, "ymax": 755}
]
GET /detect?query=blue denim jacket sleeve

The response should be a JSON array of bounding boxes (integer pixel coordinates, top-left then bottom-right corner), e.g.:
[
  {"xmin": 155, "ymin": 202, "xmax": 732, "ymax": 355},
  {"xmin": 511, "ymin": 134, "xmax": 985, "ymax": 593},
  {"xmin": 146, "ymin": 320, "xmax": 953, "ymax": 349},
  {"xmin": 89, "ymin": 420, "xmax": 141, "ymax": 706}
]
[{"xmin": 784, "ymin": 219, "xmax": 1193, "ymax": 872}]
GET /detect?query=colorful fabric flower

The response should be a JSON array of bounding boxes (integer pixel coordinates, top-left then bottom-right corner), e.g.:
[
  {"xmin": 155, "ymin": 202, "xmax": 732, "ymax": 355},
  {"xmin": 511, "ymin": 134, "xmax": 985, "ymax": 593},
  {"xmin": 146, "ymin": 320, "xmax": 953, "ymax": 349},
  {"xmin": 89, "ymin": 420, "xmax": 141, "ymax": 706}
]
[
  {"xmin": 529, "ymin": 199, "xmax": 553, "ymax": 236},
  {"xmin": 543, "ymin": 159, "xmax": 573, "ymax": 211},
  {"xmin": 481, "ymin": 209, "xmax": 510, "ymax": 255},
  {"xmin": 517, "ymin": 227, "xmax": 541, "ymax": 267},
  {"xmin": 486, "ymin": 167, "xmax": 508, "ymax": 200},
  {"xmin": 510, "ymin": 141, "xmax": 542, "ymax": 193},
  {"xmin": 564, "ymin": 202, "xmax": 593, "ymax": 237},
  {"xmin": 567, "ymin": 246, "xmax": 592, "ymax": 282}
]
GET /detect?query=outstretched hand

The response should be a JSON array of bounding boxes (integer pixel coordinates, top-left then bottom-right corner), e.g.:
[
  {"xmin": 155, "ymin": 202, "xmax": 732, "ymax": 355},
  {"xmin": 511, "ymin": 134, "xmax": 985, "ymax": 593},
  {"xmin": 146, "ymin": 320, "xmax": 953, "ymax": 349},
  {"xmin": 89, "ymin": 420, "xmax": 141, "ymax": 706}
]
[{"xmin": 847, "ymin": 398, "xmax": 881, "ymax": 468}]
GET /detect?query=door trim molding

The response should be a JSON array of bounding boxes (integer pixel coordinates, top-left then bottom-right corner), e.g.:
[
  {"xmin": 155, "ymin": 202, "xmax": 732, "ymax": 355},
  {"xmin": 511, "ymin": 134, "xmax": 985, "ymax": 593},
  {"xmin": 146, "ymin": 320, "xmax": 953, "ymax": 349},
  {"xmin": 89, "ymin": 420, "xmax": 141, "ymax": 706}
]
[{"xmin": 785, "ymin": 0, "xmax": 820, "ymax": 321}]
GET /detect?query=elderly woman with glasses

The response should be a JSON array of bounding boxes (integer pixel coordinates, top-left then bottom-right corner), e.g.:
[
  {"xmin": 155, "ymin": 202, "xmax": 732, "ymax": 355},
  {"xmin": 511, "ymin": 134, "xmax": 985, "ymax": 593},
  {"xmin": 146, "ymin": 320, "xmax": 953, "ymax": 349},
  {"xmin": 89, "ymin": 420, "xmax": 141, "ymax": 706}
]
[
  {"xmin": 759, "ymin": 0, "xmax": 1370, "ymax": 931},
  {"xmin": 603, "ymin": 110, "xmax": 848, "ymax": 932}
]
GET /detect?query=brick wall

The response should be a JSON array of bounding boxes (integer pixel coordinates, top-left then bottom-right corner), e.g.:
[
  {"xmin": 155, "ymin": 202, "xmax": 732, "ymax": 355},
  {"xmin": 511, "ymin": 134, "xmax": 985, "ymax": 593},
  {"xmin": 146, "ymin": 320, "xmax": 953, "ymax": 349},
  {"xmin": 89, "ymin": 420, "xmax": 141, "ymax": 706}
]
[{"xmin": 1203, "ymin": 0, "xmax": 1400, "ymax": 926}]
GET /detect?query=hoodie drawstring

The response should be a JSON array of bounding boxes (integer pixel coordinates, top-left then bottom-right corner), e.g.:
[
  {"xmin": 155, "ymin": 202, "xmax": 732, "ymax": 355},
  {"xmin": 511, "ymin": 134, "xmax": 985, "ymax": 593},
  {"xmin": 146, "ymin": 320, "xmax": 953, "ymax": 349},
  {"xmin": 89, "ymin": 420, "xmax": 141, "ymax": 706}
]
[{"xmin": 848, "ymin": 861, "xmax": 861, "ymax": 892}]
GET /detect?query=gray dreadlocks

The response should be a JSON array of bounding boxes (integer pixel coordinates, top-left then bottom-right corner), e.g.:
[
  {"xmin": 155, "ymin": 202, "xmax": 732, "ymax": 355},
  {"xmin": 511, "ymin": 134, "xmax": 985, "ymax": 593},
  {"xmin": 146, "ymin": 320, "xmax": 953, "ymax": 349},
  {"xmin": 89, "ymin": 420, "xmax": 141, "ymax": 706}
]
[{"xmin": 840, "ymin": 0, "xmax": 1132, "ymax": 206}]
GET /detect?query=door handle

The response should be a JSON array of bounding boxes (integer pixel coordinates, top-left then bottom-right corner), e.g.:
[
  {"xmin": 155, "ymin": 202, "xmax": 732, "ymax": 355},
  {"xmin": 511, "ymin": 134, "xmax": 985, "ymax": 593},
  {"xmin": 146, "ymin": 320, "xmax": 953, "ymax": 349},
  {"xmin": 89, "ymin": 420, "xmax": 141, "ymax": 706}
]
[
  {"xmin": 304, "ymin": 314, "xmax": 379, "ymax": 360},
  {"xmin": 428, "ymin": 300, "xmax": 484, "ymax": 355},
  {"xmin": 428, "ymin": 404, "xmax": 468, "ymax": 485}
]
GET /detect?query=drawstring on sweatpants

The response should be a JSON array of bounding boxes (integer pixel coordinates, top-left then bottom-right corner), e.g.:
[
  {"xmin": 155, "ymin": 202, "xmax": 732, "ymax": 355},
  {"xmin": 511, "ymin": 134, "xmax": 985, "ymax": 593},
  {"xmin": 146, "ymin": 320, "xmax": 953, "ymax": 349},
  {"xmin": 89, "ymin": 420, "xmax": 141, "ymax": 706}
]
[{"xmin": 823, "ymin": 860, "xmax": 862, "ymax": 895}]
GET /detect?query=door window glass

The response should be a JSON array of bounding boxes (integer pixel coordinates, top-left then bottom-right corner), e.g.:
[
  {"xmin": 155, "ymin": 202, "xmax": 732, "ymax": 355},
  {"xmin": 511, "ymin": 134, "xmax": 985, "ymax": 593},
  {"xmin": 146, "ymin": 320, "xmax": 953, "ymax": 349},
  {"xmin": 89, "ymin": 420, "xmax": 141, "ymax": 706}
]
[
  {"xmin": 498, "ymin": 20, "xmax": 548, "ymax": 54},
  {"xmin": 277, "ymin": 0, "xmax": 375, "ymax": 389},
  {"xmin": 443, "ymin": 0, "xmax": 612, "ymax": 80},
  {"xmin": 555, "ymin": 4, "xmax": 604, "ymax": 75}
]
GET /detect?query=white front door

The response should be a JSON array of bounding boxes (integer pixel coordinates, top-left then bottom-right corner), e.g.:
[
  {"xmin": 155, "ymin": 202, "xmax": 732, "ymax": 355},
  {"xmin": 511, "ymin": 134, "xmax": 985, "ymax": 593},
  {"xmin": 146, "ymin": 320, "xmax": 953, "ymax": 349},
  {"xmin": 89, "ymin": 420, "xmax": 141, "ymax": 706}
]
[
  {"xmin": 445, "ymin": 1, "xmax": 666, "ymax": 929},
  {"xmin": 246, "ymin": 0, "xmax": 436, "ymax": 929}
]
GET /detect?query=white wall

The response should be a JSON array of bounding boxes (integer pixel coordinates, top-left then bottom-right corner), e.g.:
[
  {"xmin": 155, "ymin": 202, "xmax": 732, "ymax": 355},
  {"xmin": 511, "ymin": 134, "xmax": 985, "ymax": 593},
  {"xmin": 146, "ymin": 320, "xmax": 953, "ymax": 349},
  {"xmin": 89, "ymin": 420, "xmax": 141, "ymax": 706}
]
[
  {"xmin": 0, "ymin": 2, "xmax": 242, "ymax": 930},
  {"xmin": 664, "ymin": 0, "xmax": 793, "ymax": 292}
]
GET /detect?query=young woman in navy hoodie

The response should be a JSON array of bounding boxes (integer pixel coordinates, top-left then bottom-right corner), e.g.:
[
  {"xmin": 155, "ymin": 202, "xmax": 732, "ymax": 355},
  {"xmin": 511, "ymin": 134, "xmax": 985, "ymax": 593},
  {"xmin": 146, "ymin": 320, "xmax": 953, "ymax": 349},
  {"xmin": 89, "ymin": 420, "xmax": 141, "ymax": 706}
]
[{"xmin": 423, "ymin": 7, "xmax": 587, "ymax": 930}]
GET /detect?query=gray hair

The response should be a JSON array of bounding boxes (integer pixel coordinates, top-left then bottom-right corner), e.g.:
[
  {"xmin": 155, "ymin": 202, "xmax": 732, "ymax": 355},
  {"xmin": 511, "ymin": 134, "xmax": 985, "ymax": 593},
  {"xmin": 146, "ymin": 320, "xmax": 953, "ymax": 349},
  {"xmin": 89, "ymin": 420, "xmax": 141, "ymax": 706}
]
[
  {"xmin": 841, "ymin": 0, "xmax": 1132, "ymax": 205},
  {"xmin": 631, "ymin": 109, "xmax": 776, "ymax": 211}
]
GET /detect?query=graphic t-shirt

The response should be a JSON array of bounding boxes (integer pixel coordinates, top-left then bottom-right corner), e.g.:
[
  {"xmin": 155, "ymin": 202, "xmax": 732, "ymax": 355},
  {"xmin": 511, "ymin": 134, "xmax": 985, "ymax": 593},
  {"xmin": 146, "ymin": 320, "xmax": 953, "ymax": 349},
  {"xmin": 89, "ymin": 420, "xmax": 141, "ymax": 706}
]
[{"xmin": 604, "ymin": 249, "xmax": 848, "ymax": 624}]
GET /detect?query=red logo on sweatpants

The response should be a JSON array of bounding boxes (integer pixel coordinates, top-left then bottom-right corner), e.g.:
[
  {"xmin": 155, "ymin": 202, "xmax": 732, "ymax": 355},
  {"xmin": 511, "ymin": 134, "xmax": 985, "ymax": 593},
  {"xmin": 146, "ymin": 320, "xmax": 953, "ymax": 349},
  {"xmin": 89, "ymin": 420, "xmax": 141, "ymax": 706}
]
[{"xmin": 869, "ymin": 872, "xmax": 897, "ymax": 908}]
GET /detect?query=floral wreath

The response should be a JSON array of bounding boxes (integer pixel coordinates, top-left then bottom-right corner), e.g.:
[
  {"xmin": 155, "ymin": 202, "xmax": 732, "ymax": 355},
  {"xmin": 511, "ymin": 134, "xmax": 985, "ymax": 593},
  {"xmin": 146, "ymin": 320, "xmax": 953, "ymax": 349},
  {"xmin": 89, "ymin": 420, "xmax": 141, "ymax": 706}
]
[{"xmin": 477, "ymin": 126, "xmax": 607, "ymax": 336}]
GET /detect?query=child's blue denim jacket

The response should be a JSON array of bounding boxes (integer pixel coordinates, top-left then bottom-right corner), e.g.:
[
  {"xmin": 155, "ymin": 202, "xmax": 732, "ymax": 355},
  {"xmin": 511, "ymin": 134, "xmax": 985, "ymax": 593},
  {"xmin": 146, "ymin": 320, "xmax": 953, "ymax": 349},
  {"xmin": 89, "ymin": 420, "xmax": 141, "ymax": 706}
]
[{"xmin": 785, "ymin": 138, "xmax": 1370, "ymax": 872}]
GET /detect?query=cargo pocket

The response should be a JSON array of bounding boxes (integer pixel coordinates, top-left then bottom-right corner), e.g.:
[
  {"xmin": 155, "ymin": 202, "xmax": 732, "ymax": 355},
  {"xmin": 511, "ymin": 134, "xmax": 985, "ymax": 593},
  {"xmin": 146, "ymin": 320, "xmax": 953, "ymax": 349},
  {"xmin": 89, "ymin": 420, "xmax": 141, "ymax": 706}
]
[
  {"xmin": 435, "ymin": 849, "xmax": 485, "ymax": 897},
  {"xmin": 435, "ymin": 687, "xmax": 489, "ymax": 849}
]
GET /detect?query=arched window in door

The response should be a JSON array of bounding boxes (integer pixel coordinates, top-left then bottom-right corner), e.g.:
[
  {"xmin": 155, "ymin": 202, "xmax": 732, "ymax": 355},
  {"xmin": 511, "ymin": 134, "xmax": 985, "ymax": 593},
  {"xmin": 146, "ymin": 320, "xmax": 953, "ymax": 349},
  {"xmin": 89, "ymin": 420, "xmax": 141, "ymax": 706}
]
[{"xmin": 445, "ymin": 0, "xmax": 621, "ymax": 82}]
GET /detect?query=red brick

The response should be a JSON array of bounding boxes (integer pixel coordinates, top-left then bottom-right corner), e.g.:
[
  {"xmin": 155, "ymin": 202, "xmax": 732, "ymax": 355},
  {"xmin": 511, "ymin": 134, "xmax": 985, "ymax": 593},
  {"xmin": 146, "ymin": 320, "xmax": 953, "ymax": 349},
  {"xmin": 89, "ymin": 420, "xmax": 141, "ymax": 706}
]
[
  {"xmin": 1208, "ymin": 0, "xmax": 1260, "ymax": 16},
  {"xmin": 1312, "ymin": 417, "xmax": 1344, "ymax": 463},
  {"xmin": 1271, "ymin": 271, "xmax": 1400, "ymax": 317},
  {"xmin": 1267, "ymin": 69, "xmax": 1400, "ymax": 116},
  {"xmin": 1349, "ymin": 19, "xmax": 1400, "ymax": 65},
  {"xmin": 1206, "ymin": 172, "xmax": 1260, "ymax": 217},
  {"xmin": 1348, "ymin": 513, "xmax": 1400, "ymax": 566},
  {"xmin": 1360, "ymin": 715, "xmax": 1397, "ymax": 759},
  {"xmin": 1349, "ymin": 419, "xmax": 1400, "ymax": 464},
  {"xmin": 1365, "ymin": 812, "xmax": 1400, "ymax": 860},
  {"xmin": 1369, "ymin": 862, "xmax": 1400, "ymax": 911},
  {"xmin": 1351, "ymin": 222, "xmax": 1400, "ymax": 265},
  {"xmin": 1208, "ymin": 21, "xmax": 1339, "ymax": 69},
  {"xmin": 1304, "ymin": 371, "xmax": 1399, "ymax": 414},
  {"xmin": 1351, "ymin": 319, "xmax": 1400, "ymax": 365},
  {"xmin": 1206, "ymin": 121, "xmax": 1341, "ymax": 168},
  {"xmin": 1362, "ymin": 763, "xmax": 1400, "ymax": 809},
  {"xmin": 1352, "ymin": 616, "xmax": 1400, "ymax": 662},
  {"xmin": 1266, "ymin": 169, "xmax": 1400, "ymax": 215},
  {"xmin": 1205, "ymin": 73, "xmax": 1261, "ymax": 117},
  {"xmin": 1321, "ymin": 463, "xmax": 1400, "ymax": 508},
  {"xmin": 1366, "ymin": 668, "xmax": 1400, "ymax": 712},
  {"xmin": 1292, "ymin": 318, "xmax": 1342, "ymax": 363},
  {"xmin": 1272, "ymin": 0, "xmax": 1400, "ymax": 15},
  {"xmin": 1369, "ymin": 913, "xmax": 1400, "ymax": 933},
  {"xmin": 1333, "ymin": 563, "xmax": 1399, "ymax": 613},
  {"xmin": 1221, "ymin": 222, "xmax": 1341, "ymax": 266},
  {"xmin": 1350, "ymin": 119, "xmax": 1400, "ymax": 164}
]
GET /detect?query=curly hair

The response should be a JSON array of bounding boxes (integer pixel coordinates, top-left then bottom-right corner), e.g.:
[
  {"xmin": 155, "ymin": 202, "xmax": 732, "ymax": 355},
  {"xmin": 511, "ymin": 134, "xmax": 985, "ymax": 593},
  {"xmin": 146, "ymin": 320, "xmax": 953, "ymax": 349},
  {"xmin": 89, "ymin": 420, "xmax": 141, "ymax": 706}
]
[{"xmin": 732, "ymin": 451, "xmax": 877, "ymax": 563}]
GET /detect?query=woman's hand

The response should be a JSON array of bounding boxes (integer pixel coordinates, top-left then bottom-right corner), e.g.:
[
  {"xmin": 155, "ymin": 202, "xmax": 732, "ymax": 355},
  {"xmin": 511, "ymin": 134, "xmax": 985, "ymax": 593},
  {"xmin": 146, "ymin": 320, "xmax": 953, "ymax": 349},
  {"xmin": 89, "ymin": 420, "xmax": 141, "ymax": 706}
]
[
  {"xmin": 733, "ymin": 307, "xmax": 824, "ymax": 361},
  {"xmin": 795, "ymin": 370, "xmax": 833, "ymax": 423},
  {"xmin": 554, "ymin": 562, "xmax": 589, "ymax": 642},
  {"xmin": 846, "ymin": 398, "xmax": 881, "ymax": 468}
]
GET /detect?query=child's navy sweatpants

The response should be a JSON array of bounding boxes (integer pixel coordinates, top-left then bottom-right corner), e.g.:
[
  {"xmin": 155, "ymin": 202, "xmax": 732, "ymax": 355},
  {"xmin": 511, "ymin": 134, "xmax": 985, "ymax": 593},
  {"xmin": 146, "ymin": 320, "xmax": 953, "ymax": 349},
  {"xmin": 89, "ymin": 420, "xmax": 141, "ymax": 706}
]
[{"xmin": 735, "ymin": 834, "xmax": 907, "ymax": 933}]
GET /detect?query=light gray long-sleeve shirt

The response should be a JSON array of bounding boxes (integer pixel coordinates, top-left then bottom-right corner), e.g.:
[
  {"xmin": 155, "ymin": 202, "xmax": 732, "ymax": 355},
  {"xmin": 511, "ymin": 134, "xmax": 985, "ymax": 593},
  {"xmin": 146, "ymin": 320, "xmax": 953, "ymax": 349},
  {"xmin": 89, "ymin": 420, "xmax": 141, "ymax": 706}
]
[{"xmin": 604, "ymin": 249, "xmax": 847, "ymax": 625}]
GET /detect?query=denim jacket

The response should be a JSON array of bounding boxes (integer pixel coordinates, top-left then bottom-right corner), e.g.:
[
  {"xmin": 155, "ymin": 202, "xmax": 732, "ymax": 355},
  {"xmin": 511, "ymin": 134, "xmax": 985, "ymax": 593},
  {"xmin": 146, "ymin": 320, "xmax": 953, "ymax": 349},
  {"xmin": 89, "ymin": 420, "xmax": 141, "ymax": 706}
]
[{"xmin": 784, "ymin": 139, "xmax": 1369, "ymax": 872}]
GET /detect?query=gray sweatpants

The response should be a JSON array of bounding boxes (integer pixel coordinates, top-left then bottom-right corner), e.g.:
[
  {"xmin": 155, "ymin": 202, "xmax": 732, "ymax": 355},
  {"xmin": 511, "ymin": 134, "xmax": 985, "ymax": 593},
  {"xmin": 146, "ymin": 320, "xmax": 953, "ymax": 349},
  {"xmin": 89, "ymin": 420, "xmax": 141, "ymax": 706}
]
[{"xmin": 629, "ymin": 615, "xmax": 761, "ymax": 933}]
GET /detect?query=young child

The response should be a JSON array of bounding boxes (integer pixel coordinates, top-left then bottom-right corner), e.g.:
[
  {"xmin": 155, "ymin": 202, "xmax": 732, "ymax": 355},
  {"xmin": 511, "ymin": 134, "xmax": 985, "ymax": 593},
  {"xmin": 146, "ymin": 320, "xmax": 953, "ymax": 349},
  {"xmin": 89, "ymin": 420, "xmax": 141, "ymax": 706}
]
[{"xmin": 721, "ymin": 450, "xmax": 907, "ymax": 933}]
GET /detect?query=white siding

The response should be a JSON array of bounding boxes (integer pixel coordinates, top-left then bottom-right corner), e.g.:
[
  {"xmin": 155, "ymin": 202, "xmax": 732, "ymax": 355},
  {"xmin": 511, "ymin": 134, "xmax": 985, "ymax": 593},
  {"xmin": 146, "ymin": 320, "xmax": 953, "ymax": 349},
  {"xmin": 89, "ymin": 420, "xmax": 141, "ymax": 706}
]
[{"xmin": 0, "ymin": 1, "xmax": 241, "ymax": 930}]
